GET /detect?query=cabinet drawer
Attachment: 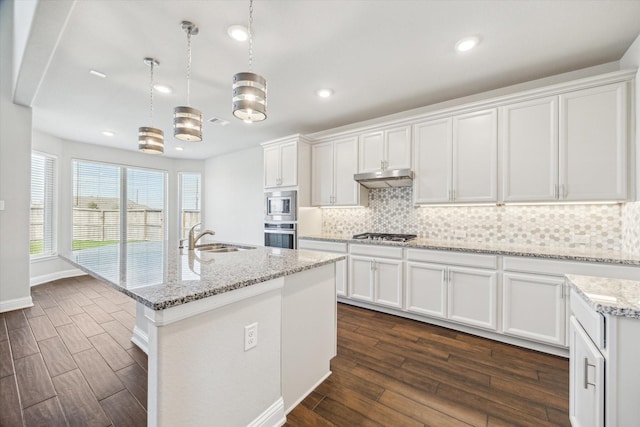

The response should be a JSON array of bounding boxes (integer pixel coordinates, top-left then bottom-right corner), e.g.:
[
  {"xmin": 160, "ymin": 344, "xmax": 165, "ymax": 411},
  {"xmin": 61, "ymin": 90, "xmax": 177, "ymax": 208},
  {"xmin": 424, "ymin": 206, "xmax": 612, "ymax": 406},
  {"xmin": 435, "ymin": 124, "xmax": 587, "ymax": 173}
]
[
  {"xmin": 298, "ymin": 239, "xmax": 347, "ymax": 253},
  {"xmin": 349, "ymin": 244, "xmax": 403, "ymax": 259},
  {"xmin": 407, "ymin": 249, "xmax": 497, "ymax": 269},
  {"xmin": 570, "ymin": 289, "xmax": 605, "ymax": 349}
]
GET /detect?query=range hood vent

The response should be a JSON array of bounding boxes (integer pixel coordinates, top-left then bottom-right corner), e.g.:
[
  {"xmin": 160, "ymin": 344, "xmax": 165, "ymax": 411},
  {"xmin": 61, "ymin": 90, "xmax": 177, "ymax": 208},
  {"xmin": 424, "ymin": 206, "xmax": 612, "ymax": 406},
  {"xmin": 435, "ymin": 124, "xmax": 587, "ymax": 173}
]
[{"xmin": 354, "ymin": 168, "xmax": 414, "ymax": 189}]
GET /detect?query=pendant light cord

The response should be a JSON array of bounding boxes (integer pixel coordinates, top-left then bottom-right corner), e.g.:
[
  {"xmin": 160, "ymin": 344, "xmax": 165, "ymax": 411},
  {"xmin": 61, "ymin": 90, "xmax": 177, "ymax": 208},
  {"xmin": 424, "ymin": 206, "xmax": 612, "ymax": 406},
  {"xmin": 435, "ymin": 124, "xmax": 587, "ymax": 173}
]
[
  {"xmin": 187, "ymin": 30, "xmax": 192, "ymax": 106},
  {"xmin": 149, "ymin": 61, "xmax": 155, "ymax": 126},
  {"xmin": 248, "ymin": 0, "xmax": 254, "ymax": 71}
]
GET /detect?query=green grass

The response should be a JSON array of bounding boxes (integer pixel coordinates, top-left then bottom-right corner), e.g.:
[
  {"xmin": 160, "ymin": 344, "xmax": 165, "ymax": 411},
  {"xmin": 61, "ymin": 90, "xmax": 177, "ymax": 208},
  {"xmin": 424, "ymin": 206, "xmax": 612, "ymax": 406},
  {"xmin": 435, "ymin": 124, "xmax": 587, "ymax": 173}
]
[
  {"xmin": 72, "ymin": 240, "xmax": 120, "ymax": 250},
  {"xmin": 30, "ymin": 241, "xmax": 43, "ymax": 255}
]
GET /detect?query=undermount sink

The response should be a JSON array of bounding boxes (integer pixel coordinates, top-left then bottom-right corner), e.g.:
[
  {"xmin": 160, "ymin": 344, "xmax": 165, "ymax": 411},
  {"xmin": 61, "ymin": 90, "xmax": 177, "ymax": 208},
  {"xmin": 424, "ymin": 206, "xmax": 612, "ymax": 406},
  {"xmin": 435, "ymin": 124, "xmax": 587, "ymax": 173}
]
[{"xmin": 195, "ymin": 243, "xmax": 254, "ymax": 253}]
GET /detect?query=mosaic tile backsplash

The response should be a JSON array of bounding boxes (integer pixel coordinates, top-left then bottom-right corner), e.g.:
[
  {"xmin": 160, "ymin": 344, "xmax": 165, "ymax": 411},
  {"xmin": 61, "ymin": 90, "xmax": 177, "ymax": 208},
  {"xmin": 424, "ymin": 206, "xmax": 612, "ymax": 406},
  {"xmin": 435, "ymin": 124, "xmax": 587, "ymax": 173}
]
[
  {"xmin": 322, "ymin": 187, "xmax": 640, "ymax": 252},
  {"xmin": 622, "ymin": 202, "xmax": 640, "ymax": 255}
]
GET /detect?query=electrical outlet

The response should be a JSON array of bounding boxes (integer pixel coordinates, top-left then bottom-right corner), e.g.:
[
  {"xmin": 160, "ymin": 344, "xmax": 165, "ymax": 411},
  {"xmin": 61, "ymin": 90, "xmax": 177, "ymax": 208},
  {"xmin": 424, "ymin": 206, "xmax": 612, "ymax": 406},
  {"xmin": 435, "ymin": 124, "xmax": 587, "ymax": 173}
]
[{"xmin": 244, "ymin": 322, "xmax": 258, "ymax": 351}]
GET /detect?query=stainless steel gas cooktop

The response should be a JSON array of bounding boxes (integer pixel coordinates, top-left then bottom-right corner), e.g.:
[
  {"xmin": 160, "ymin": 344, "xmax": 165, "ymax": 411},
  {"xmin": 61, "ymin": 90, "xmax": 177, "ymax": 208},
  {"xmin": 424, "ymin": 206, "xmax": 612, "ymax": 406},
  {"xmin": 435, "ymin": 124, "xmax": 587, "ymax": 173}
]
[{"xmin": 352, "ymin": 232, "xmax": 417, "ymax": 242}]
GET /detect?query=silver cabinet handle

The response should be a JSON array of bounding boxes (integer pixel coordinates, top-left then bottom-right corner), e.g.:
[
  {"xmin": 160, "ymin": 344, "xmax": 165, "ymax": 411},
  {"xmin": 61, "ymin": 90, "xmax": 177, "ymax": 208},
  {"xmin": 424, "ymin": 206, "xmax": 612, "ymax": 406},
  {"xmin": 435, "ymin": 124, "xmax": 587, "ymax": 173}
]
[{"xmin": 584, "ymin": 357, "xmax": 596, "ymax": 389}]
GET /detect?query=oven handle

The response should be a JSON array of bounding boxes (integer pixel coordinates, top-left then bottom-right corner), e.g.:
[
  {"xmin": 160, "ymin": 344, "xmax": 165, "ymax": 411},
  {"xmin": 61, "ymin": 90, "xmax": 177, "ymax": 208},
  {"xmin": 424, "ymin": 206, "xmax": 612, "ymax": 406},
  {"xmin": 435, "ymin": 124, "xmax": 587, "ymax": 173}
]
[{"xmin": 264, "ymin": 229, "xmax": 296, "ymax": 235}]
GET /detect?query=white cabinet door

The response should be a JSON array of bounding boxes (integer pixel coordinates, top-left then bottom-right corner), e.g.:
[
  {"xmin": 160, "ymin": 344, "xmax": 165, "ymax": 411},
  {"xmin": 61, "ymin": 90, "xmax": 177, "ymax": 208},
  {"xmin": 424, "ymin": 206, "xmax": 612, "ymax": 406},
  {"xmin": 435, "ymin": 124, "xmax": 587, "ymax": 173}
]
[
  {"xmin": 452, "ymin": 109, "xmax": 498, "ymax": 202},
  {"xmin": 503, "ymin": 273, "xmax": 566, "ymax": 346},
  {"xmin": 264, "ymin": 145, "xmax": 281, "ymax": 188},
  {"xmin": 560, "ymin": 82, "xmax": 627, "ymax": 201},
  {"xmin": 413, "ymin": 118, "xmax": 452, "ymax": 204},
  {"xmin": 279, "ymin": 141, "xmax": 298, "ymax": 187},
  {"xmin": 333, "ymin": 137, "xmax": 360, "ymax": 206},
  {"xmin": 350, "ymin": 256, "xmax": 374, "ymax": 302},
  {"xmin": 501, "ymin": 97, "xmax": 558, "ymax": 202},
  {"xmin": 448, "ymin": 266, "xmax": 497, "ymax": 330},
  {"xmin": 373, "ymin": 258, "xmax": 403, "ymax": 309},
  {"xmin": 359, "ymin": 131, "xmax": 384, "ymax": 173},
  {"xmin": 385, "ymin": 126, "xmax": 412, "ymax": 170},
  {"xmin": 405, "ymin": 262, "xmax": 447, "ymax": 318},
  {"xmin": 336, "ymin": 258, "xmax": 347, "ymax": 297},
  {"xmin": 311, "ymin": 142, "xmax": 333, "ymax": 206},
  {"xmin": 569, "ymin": 317, "xmax": 604, "ymax": 427}
]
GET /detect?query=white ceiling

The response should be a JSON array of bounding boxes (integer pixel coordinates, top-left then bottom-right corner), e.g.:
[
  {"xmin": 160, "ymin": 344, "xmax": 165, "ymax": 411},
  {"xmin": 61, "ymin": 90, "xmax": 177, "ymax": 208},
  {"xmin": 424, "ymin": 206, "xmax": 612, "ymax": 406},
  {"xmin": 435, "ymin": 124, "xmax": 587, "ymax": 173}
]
[{"xmin": 24, "ymin": 0, "xmax": 640, "ymax": 160}]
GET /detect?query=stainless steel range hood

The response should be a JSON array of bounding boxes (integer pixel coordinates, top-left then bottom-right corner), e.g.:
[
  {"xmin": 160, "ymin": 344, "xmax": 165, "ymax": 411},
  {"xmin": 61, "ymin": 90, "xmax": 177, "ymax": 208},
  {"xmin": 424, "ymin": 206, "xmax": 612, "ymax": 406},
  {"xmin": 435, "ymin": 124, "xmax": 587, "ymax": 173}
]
[{"xmin": 354, "ymin": 168, "xmax": 414, "ymax": 189}]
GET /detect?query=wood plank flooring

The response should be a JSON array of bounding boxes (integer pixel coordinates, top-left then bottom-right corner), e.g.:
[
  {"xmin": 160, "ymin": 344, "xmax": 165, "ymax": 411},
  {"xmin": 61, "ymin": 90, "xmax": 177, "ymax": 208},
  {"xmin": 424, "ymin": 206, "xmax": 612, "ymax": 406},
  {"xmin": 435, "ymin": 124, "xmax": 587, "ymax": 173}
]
[
  {"xmin": 0, "ymin": 276, "xmax": 570, "ymax": 426},
  {"xmin": 0, "ymin": 276, "xmax": 147, "ymax": 427},
  {"xmin": 285, "ymin": 303, "xmax": 570, "ymax": 427}
]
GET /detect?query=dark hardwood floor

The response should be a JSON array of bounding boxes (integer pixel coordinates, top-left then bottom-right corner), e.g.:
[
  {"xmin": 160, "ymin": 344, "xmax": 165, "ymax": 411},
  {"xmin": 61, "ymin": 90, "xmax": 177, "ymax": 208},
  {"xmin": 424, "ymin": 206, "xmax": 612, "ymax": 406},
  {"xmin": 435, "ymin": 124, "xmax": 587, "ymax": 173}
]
[{"xmin": 1, "ymin": 276, "xmax": 570, "ymax": 426}]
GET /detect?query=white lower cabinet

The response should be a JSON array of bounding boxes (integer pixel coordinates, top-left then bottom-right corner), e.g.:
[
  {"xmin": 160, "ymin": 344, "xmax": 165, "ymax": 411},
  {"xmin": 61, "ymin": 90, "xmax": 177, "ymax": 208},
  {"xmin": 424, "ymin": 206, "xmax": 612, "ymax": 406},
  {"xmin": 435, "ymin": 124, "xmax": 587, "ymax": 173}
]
[
  {"xmin": 350, "ymin": 245, "xmax": 403, "ymax": 309},
  {"xmin": 405, "ymin": 250, "xmax": 498, "ymax": 331},
  {"xmin": 405, "ymin": 262, "xmax": 447, "ymax": 318},
  {"xmin": 502, "ymin": 272, "xmax": 566, "ymax": 346},
  {"xmin": 448, "ymin": 267, "xmax": 498, "ymax": 331},
  {"xmin": 569, "ymin": 316, "xmax": 604, "ymax": 427},
  {"xmin": 297, "ymin": 239, "xmax": 348, "ymax": 297}
]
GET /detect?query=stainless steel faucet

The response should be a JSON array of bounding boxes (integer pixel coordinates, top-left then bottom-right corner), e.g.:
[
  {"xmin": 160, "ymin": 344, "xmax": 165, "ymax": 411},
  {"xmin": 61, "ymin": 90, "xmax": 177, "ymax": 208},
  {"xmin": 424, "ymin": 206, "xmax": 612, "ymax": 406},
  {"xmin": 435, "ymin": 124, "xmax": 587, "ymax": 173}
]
[{"xmin": 188, "ymin": 223, "xmax": 216, "ymax": 250}]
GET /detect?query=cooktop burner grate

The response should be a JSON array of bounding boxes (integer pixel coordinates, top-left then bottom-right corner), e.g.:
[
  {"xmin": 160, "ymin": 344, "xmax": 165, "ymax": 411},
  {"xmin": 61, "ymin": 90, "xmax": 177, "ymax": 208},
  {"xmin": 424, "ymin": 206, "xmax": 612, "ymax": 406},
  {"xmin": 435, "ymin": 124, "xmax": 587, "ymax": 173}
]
[{"xmin": 352, "ymin": 232, "xmax": 417, "ymax": 242}]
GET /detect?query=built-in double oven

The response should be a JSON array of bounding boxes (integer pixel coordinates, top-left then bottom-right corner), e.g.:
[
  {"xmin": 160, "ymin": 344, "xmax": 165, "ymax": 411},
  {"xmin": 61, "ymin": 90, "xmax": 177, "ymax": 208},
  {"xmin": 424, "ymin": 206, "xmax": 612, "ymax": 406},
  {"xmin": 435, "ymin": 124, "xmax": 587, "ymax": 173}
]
[{"xmin": 264, "ymin": 190, "xmax": 297, "ymax": 249}]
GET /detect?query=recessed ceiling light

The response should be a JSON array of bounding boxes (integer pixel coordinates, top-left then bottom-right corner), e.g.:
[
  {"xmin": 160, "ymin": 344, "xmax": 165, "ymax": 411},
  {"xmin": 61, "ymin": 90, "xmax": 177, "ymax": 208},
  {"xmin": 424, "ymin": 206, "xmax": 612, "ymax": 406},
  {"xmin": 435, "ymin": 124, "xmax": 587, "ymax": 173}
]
[
  {"xmin": 455, "ymin": 36, "xmax": 479, "ymax": 52},
  {"xmin": 101, "ymin": 130, "xmax": 114, "ymax": 137},
  {"xmin": 90, "ymin": 69, "xmax": 107, "ymax": 78},
  {"xmin": 316, "ymin": 88, "xmax": 334, "ymax": 98},
  {"xmin": 228, "ymin": 25, "xmax": 248, "ymax": 42},
  {"xmin": 153, "ymin": 84, "xmax": 172, "ymax": 94},
  {"xmin": 175, "ymin": 146, "xmax": 184, "ymax": 151}
]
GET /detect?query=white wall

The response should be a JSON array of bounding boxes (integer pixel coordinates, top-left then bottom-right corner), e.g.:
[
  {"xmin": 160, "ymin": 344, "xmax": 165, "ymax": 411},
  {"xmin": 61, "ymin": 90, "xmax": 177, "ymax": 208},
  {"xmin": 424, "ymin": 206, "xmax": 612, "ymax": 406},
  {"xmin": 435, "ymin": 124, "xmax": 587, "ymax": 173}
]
[
  {"xmin": 621, "ymin": 33, "xmax": 640, "ymax": 201},
  {"xmin": 31, "ymin": 131, "xmax": 205, "ymax": 284},
  {"xmin": 0, "ymin": 0, "xmax": 33, "ymax": 311},
  {"xmin": 204, "ymin": 146, "xmax": 264, "ymax": 246}
]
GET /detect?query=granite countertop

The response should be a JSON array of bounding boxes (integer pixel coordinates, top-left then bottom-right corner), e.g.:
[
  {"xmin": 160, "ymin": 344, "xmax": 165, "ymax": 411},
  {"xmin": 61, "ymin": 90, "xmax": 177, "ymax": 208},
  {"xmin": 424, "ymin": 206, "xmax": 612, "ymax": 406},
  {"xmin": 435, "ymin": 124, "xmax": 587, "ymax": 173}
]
[
  {"xmin": 62, "ymin": 241, "xmax": 344, "ymax": 311},
  {"xmin": 299, "ymin": 234, "xmax": 640, "ymax": 266},
  {"xmin": 566, "ymin": 274, "xmax": 640, "ymax": 319}
]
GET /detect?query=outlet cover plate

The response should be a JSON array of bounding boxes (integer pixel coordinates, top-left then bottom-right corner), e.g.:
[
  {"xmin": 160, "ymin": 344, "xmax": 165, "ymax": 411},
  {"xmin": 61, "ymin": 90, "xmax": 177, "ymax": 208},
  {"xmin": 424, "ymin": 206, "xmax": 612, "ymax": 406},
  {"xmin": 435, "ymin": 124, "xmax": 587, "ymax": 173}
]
[{"xmin": 244, "ymin": 322, "xmax": 258, "ymax": 351}]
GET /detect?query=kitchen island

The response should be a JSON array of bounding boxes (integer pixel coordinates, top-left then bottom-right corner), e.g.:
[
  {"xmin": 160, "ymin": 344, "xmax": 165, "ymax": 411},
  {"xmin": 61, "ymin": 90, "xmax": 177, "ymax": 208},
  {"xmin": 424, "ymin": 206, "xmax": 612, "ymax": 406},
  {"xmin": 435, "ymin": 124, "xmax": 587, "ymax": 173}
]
[{"xmin": 63, "ymin": 241, "xmax": 344, "ymax": 427}]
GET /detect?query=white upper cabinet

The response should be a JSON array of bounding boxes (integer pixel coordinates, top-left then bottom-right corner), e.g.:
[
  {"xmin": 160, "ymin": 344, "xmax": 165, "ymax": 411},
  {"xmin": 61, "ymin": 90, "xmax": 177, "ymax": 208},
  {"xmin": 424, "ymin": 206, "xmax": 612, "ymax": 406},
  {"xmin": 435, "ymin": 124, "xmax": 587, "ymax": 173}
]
[
  {"xmin": 414, "ymin": 109, "xmax": 497, "ymax": 204},
  {"xmin": 501, "ymin": 96, "xmax": 559, "ymax": 202},
  {"xmin": 559, "ymin": 82, "xmax": 627, "ymax": 201},
  {"xmin": 452, "ymin": 109, "xmax": 498, "ymax": 203},
  {"xmin": 311, "ymin": 137, "xmax": 366, "ymax": 207},
  {"xmin": 501, "ymin": 82, "xmax": 628, "ymax": 203},
  {"xmin": 263, "ymin": 140, "xmax": 298, "ymax": 188},
  {"xmin": 359, "ymin": 125, "xmax": 411, "ymax": 173},
  {"xmin": 413, "ymin": 118, "xmax": 452, "ymax": 204}
]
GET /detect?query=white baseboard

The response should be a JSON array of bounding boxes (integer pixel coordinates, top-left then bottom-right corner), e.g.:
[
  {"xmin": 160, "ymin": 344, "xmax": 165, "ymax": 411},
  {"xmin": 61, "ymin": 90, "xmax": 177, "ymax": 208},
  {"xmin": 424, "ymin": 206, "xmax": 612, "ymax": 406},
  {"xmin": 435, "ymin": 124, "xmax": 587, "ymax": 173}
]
[
  {"xmin": 31, "ymin": 269, "xmax": 85, "ymax": 286},
  {"xmin": 0, "ymin": 296, "xmax": 34, "ymax": 313},
  {"xmin": 131, "ymin": 326, "xmax": 149, "ymax": 355},
  {"xmin": 247, "ymin": 397, "xmax": 286, "ymax": 427}
]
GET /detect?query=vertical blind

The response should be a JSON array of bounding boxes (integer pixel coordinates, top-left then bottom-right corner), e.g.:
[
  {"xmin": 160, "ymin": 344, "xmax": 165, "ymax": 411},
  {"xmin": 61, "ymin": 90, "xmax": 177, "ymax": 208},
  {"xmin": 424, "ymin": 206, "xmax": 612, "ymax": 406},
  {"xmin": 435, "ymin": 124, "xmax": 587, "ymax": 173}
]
[
  {"xmin": 30, "ymin": 152, "xmax": 57, "ymax": 257},
  {"xmin": 179, "ymin": 172, "xmax": 201, "ymax": 239}
]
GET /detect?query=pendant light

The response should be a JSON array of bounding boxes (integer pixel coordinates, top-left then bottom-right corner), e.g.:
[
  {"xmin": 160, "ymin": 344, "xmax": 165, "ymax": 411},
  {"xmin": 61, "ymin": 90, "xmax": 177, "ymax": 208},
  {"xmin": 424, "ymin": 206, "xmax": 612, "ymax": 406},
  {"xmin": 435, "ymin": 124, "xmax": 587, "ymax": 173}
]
[
  {"xmin": 174, "ymin": 21, "xmax": 202, "ymax": 142},
  {"xmin": 138, "ymin": 57, "xmax": 164, "ymax": 155},
  {"xmin": 232, "ymin": 0, "xmax": 267, "ymax": 122}
]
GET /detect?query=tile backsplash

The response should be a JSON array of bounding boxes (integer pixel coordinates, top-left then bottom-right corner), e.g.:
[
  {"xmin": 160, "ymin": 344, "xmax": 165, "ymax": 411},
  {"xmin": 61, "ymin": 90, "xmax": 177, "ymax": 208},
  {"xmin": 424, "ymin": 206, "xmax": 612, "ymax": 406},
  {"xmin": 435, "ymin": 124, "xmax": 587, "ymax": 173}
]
[{"xmin": 322, "ymin": 187, "xmax": 640, "ymax": 252}]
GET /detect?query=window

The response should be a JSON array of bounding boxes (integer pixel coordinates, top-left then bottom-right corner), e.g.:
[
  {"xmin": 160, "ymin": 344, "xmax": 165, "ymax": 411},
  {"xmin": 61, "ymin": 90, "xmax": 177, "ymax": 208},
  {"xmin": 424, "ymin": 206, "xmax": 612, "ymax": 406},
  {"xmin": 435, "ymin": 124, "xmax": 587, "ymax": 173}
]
[
  {"xmin": 179, "ymin": 173, "xmax": 201, "ymax": 239},
  {"xmin": 72, "ymin": 160, "xmax": 167, "ymax": 284},
  {"xmin": 30, "ymin": 152, "xmax": 57, "ymax": 257}
]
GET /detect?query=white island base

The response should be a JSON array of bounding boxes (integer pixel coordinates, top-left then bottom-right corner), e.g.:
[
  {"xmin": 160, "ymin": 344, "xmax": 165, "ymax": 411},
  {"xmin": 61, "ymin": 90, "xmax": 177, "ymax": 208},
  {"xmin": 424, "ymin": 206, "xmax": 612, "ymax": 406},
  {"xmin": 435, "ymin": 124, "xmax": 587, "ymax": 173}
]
[{"xmin": 133, "ymin": 263, "xmax": 337, "ymax": 427}]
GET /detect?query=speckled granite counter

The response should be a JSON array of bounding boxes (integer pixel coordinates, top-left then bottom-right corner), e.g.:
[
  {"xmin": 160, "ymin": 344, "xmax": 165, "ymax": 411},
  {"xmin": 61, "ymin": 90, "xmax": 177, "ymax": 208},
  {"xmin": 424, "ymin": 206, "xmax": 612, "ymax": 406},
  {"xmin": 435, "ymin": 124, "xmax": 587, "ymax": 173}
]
[
  {"xmin": 566, "ymin": 274, "xmax": 640, "ymax": 319},
  {"xmin": 62, "ymin": 241, "xmax": 344, "ymax": 311},
  {"xmin": 299, "ymin": 234, "xmax": 640, "ymax": 266}
]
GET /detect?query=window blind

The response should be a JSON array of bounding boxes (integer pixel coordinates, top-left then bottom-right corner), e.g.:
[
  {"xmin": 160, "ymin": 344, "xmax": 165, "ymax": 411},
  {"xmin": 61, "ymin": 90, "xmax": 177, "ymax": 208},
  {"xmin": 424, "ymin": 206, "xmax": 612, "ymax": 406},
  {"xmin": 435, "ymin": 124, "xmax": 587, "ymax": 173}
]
[
  {"xmin": 30, "ymin": 152, "xmax": 56, "ymax": 257},
  {"xmin": 179, "ymin": 173, "xmax": 201, "ymax": 239}
]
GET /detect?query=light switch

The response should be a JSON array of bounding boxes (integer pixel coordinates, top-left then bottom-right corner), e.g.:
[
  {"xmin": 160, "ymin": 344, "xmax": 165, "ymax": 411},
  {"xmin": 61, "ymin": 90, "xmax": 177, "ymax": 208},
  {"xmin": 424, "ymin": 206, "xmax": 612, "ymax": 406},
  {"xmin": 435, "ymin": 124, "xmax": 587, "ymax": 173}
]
[{"xmin": 0, "ymin": 200, "xmax": 4, "ymax": 211}]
